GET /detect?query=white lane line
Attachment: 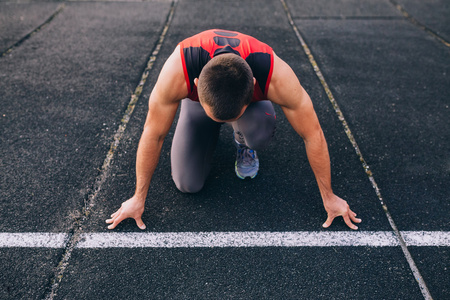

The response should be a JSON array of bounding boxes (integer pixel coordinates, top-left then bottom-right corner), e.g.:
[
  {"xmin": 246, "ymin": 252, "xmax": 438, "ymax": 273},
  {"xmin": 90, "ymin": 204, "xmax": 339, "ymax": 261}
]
[
  {"xmin": 76, "ymin": 231, "xmax": 399, "ymax": 248},
  {"xmin": 403, "ymin": 231, "xmax": 450, "ymax": 247},
  {"xmin": 1, "ymin": 232, "xmax": 449, "ymax": 248},
  {"xmin": 0, "ymin": 233, "xmax": 69, "ymax": 248}
]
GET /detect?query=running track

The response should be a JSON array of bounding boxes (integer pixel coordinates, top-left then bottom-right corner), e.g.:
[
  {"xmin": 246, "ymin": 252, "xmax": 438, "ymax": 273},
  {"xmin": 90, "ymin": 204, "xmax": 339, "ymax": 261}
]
[{"xmin": 1, "ymin": 0, "xmax": 449, "ymax": 299}]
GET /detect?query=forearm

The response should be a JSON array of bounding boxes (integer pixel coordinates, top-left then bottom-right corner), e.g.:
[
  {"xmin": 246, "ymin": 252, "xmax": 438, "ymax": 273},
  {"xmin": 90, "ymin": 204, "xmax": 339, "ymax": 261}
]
[
  {"xmin": 304, "ymin": 129, "xmax": 334, "ymax": 201},
  {"xmin": 134, "ymin": 128, "xmax": 165, "ymax": 201}
]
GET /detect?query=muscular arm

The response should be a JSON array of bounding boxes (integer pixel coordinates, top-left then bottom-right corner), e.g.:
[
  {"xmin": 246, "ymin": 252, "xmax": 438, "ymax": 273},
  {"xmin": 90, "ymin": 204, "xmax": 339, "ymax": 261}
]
[
  {"xmin": 134, "ymin": 88, "xmax": 180, "ymax": 200},
  {"xmin": 268, "ymin": 53, "xmax": 361, "ymax": 229},
  {"xmin": 107, "ymin": 46, "xmax": 188, "ymax": 229}
]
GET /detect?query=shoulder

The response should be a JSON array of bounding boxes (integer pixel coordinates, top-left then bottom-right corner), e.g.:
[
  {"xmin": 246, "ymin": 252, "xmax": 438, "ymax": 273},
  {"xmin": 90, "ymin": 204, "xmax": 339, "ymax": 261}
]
[
  {"xmin": 151, "ymin": 45, "xmax": 188, "ymax": 103},
  {"xmin": 267, "ymin": 53, "xmax": 304, "ymax": 107},
  {"xmin": 158, "ymin": 45, "xmax": 185, "ymax": 84},
  {"xmin": 270, "ymin": 53, "xmax": 295, "ymax": 86}
]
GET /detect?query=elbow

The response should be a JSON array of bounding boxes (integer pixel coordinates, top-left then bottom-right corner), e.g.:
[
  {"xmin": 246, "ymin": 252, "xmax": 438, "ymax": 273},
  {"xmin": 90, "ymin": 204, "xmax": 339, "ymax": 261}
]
[
  {"xmin": 304, "ymin": 124, "xmax": 326, "ymax": 146},
  {"xmin": 141, "ymin": 125, "xmax": 167, "ymax": 145}
]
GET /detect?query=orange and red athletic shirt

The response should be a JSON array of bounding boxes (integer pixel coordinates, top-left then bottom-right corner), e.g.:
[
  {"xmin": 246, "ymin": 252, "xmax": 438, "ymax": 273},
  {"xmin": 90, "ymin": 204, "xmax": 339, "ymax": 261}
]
[{"xmin": 178, "ymin": 29, "xmax": 274, "ymax": 102}]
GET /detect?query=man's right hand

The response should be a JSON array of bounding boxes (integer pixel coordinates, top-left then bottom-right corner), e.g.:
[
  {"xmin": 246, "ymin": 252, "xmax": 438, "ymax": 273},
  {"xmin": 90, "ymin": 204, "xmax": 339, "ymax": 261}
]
[{"xmin": 106, "ymin": 196, "xmax": 146, "ymax": 230}]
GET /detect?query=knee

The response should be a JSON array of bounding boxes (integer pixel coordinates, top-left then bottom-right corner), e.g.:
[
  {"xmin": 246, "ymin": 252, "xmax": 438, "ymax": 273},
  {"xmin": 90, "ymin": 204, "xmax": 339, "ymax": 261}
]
[
  {"xmin": 237, "ymin": 108, "xmax": 276, "ymax": 151},
  {"xmin": 172, "ymin": 174, "xmax": 204, "ymax": 194},
  {"xmin": 245, "ymin": 121, "xmax": 276, "ymax": 151}
]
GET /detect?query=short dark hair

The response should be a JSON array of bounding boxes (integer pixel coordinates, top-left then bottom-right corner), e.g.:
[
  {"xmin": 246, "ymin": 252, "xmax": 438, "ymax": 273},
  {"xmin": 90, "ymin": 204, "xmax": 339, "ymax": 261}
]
[{"xmin": 198, "ymin": 54, "xmax": 254, "ymax": 121}]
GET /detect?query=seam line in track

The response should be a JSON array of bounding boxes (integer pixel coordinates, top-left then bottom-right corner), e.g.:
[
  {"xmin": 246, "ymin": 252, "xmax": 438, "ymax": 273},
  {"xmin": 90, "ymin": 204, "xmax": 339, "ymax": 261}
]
[
  {"xmin": 389, "ymin": 0, "xmax": 450, "ymax": 48},
  {"xmin": 0, "ymin": 4, "xmax": 65, "ymax": 57},
  {"xmin": 279, "ymin": 0, "xmax": 433, "ymax": 299},
  {"xmin": 41, "ymin": 1, "xmax": 179, "ymax": 299},
  {"xmin": 293, "ymin": 16, "xmax": 403, "ymax": 20}
]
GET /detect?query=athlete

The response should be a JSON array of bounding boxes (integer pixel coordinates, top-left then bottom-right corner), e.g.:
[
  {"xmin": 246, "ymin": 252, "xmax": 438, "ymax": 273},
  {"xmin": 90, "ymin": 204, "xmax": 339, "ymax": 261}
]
[{"xmin": 106, "ymin": 29, "xmax": 362, "ymax": 230}]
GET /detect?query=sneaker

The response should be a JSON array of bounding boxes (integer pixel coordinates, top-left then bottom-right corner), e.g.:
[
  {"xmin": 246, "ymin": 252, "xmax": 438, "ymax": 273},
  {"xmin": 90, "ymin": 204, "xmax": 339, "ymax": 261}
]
[{"xmin": 235, "ymin": 140, "xmax": 259, "ymax": 179}]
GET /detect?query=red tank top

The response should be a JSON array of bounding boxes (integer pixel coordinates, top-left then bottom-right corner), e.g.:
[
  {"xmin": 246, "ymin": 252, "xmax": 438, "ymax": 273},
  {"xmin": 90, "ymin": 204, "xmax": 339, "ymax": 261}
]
[{"xmin": 178, "ymin": 29, "xmax": 274, "ymax": 102}]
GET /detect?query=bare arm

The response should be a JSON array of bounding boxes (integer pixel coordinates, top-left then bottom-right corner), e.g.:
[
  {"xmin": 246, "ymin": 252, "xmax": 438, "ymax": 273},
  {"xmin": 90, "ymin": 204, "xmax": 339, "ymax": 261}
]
[
  {"xmin": 268, "ymin": 53, "xmax": 361, "ymax": 229},
  {"xmin": 106, "ymin": 46, "xmax": 188, "ymax": 229}
]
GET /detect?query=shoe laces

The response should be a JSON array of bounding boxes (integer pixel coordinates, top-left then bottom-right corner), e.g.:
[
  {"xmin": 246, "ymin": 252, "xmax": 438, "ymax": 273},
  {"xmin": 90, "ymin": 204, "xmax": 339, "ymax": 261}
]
[{"xmin": 237, "ymin": 146, "xmax": 257, "ymax": 167}]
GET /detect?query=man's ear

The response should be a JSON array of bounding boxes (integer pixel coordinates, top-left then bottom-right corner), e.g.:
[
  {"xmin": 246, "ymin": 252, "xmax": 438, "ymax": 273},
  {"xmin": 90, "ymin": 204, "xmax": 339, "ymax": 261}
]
[
  {"xmin": 253, "ymin": 77, "xmax": 256, "ymax": 86},
  {"xmin": 194, "ymin": 78, "xmax": 199, "ymax": 87}
]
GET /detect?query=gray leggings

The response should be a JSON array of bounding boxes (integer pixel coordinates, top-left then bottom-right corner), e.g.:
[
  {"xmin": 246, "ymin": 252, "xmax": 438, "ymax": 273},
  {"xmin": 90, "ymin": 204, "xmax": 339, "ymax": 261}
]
[{"xmin": 171, "ymin": 99, "xmax": 276, "ymax": 193}]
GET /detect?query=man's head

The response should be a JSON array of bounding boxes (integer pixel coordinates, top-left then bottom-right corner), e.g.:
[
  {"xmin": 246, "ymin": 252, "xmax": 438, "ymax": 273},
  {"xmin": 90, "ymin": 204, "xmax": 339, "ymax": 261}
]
[{"xmin": 195, "ymin": 53, "xmax": 255, "ymax": 122}]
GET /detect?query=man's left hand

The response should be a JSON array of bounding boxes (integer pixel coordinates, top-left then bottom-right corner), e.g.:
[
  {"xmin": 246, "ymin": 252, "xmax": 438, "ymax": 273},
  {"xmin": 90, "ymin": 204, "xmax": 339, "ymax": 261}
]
[{"xmin": 322, "ymin": 194, "xmax": 361, "ymax": 230}]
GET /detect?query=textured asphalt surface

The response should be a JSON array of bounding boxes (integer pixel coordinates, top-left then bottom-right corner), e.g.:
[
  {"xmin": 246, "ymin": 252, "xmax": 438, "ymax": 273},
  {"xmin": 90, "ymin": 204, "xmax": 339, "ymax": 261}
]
[{"xmin": 0, "ymin": 0, "xmax": 449, "ymax": 299}]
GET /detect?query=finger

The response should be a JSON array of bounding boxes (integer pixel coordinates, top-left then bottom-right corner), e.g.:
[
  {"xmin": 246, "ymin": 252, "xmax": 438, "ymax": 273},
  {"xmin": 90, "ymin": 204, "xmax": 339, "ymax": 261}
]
[
  {"xmin": 107, "ymin": 215, "xmax": 125, "ymax": 230},
  {"xmin": 135, "ymin": 217, "xmax": 146, "ymax": 230},
  {"xmin": 111, "ymin": 207, "xmax": 122, "ymax": 218},
  {"xmin": 107, "ymin": 208, "xmax": 122, "ymax": 223},
  {"xmin": 349, "ymin": 209, "xmax": 358, "ymax": 217},
  {"xmin": 107, "ymin": 221, "xmax": 118, "ymax": 230},
  {"xmin": 106, "ymin": 213, "xmax": 119, "ymax": 224},
  {"xmin": 322, "ymin": 215, "xmax": 335, "ymax": 228},
  {"xmin": 343, "ymin": 214, "xmax": 358, "ymax": 230},
  {"xmin": 348, "ymin": 209, "xmax": 361, "ymax": 223},
  {"xmin": 350, "ymin": 213, "xmax": 362, "ymax": 223}
]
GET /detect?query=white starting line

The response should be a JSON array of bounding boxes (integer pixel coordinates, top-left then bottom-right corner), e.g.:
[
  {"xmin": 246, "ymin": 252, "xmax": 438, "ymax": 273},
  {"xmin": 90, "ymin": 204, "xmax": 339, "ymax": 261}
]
[{"xmin": 0, "ymin": 231, "xmax": 449, "ymax": 248}]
